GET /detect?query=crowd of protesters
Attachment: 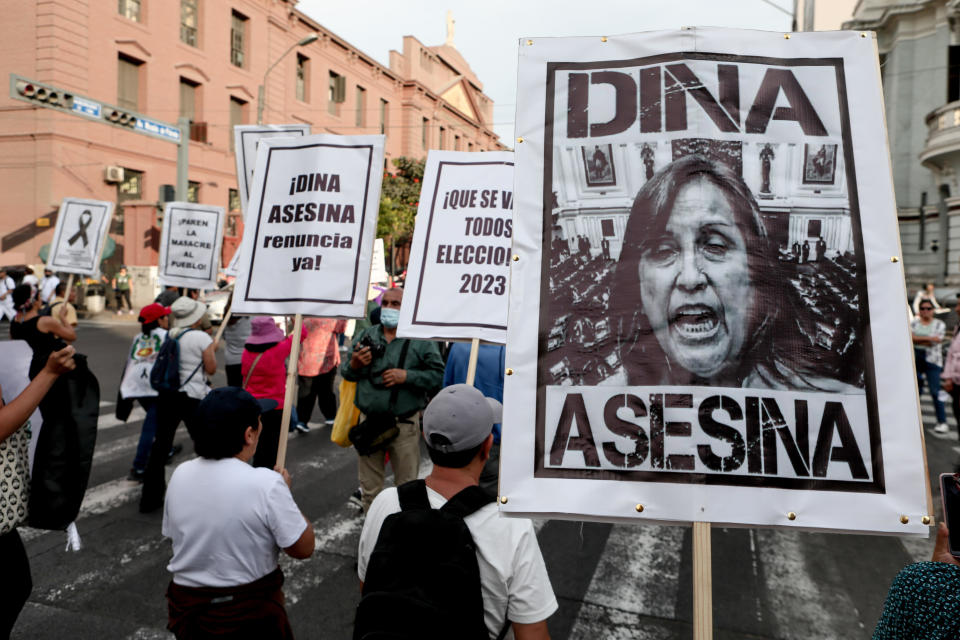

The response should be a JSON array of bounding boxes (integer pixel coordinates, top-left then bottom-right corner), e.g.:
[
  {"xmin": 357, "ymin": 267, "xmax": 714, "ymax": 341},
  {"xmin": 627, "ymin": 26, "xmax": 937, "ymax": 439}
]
[{"xmin": 5, "ymin": 269, "xmax": 960, "ymax": 639}]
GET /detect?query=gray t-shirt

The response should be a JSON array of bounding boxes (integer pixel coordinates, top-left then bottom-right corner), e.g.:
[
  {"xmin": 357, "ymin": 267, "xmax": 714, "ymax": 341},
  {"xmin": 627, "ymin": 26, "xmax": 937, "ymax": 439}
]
[{"xmin": 222, "ymin": 316, "xmax": 252, "ymax": 366}]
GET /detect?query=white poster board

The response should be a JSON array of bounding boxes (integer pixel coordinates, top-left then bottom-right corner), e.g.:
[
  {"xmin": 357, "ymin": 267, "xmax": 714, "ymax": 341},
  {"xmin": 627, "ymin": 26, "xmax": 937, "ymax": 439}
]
[
  {"xmin": 233, "ymin": 124, "xmax": 311, "ymax": 215},
  {"xmin": 231, "ymin": 134, "xmax": 385, "ymax": 317},
  {"xmin": 501, "ymin": 28, "xmax": 930, "ymax": 535},
  {"xmin": 46, "ymin": 198, "xmax": 113, "ymax": 276},
  {"xmin": 158, "ymin": 202, "xmax": 225, "ymax": 290},
  {"xmin": 0, "ymin": 341, "xmax": 42, "ymax": 469},
  {"xmin": 371, "ymin": 238, "xmax": 388, "ymax": 284},
  {"xmin": 398, "ymin": 151, "xmax": 514, "ymax": 343}
]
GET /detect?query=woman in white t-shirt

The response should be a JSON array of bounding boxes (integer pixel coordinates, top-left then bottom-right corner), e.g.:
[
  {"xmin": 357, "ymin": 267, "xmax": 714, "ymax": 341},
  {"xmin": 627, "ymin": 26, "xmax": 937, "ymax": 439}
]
[
  {"xmin": 120, "ymin": 303, "xmax": 170, "ymax": 481},
  {"xmin": 140, "ymin": 297, "xmax": 218, "ymax": 513},
  {"xmin": 912, "ymin": 300, "xmax": 948, "ymax": 432}
]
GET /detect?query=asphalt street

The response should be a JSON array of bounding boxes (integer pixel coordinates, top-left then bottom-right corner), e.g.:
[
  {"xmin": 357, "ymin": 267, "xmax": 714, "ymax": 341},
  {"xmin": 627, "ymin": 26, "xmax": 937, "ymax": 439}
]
[{"xmin": 7, "ymin": 319, "xmax": 959, "ymax": 639}]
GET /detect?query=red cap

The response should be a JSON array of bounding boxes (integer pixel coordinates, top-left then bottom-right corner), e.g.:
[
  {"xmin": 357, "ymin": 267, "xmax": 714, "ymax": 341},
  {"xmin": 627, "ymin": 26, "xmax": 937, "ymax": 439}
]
[{"xmin": 139, "ymin": 303, "xmax": 171, "ymax": 324}]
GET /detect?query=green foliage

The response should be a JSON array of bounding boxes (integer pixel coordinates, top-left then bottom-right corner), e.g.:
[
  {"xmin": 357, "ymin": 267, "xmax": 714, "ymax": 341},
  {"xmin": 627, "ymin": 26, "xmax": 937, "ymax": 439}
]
[{"xmin": 378, "ymin": 157, "xmax": 424, "ymax": 273}]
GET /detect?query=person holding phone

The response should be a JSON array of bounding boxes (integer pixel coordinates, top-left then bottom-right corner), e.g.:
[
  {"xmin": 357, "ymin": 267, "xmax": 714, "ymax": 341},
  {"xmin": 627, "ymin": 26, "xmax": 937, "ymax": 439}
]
[{"xmin": 872, "ymin": 476, "xmax": 960, "ymax": 639}]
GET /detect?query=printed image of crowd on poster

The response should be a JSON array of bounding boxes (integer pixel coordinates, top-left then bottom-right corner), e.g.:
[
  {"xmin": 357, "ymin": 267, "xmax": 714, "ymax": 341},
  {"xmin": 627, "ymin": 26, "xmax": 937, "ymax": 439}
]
[
  {"xmin": 47, "ymin": 198, "xmax": 113, "ymax": 275},
  {"xmin": 158, "ymin": 203, "xmax": 225, "ymax": 290},
  {"xmin": 538, "ymin": 53, "xmax": 881, "ymax": 491}
]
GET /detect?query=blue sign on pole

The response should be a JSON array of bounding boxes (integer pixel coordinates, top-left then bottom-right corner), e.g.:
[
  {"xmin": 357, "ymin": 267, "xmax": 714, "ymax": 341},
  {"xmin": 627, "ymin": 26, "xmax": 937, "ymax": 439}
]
[
  {"xmin": 135, "ymin": 117, "xmax": 182, "ymax": 142},
  {"xmin": 71, "ymin": 96, "xmax": 101, "ymax": 118}
]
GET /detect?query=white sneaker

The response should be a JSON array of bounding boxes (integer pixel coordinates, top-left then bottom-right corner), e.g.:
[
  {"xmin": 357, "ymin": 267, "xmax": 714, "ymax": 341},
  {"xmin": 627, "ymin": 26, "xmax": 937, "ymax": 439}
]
[{"xmin": 935, "ymin": 423, "xmax": 950, "ymax": 434}]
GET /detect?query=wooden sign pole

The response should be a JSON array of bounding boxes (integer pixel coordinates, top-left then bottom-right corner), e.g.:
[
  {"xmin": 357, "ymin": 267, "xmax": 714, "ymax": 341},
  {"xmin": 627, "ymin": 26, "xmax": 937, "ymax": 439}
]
[
  {"xmin": 275, "ymin": 313, "xmax": 303, "ymax": 469},
  {"xmin": 465, "ymin": 337, "xmax": 481, "ymax": 386},
  {"xmin": 63, "ymin": 273, "xmax": 74, "ymax": 303},
  {"xmin": 692, "ymin": 521, "xmax": 713, "ymax": 639}
]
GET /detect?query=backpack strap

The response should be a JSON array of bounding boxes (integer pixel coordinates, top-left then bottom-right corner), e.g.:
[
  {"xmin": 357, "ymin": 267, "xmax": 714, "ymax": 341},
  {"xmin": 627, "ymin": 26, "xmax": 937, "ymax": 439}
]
[
  {"xmin": 386, "ymin": 338, "xmax": 413, "ymax": 414},
  {"xmin": 242, "ymin": 352, "xmax": 265, "ymax": 390},
  {"xmin": 397, "ymin": 479, "xmax": 431, "ymax": 511},
  {"xmin": 439, "ymin": 485, "xmax": 495, "ymax": 519}
]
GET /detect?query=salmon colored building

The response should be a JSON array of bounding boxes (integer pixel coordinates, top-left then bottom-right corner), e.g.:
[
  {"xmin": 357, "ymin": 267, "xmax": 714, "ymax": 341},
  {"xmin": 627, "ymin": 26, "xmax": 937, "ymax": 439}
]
[{"xmin": 0, "ymin": 0, "xmax": 504, "ymax": 275}]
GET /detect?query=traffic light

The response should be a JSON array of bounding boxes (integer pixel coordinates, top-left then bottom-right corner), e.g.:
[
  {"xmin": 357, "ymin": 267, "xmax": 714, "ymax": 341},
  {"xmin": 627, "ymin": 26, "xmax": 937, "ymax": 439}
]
[
  {"xmin": 104, "ymin": 107, "xmax": 136, "ymax": 128},
  {"xmin": 14, "ymin": 79, "xmax": 73, "ymax": 110}
]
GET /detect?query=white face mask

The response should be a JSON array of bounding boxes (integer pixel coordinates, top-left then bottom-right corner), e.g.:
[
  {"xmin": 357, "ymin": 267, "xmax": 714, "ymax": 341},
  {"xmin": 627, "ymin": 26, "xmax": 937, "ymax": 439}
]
[{"xmin": 380, "ymin": 307, "xmax": 400, "ymax": 328}]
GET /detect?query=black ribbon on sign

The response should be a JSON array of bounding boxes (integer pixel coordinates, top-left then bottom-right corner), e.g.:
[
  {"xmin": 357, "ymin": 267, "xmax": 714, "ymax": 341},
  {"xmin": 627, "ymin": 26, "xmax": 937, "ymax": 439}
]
[{"xmin": 67, "ymin": 210, "xmax": 92, "ymax": 247}]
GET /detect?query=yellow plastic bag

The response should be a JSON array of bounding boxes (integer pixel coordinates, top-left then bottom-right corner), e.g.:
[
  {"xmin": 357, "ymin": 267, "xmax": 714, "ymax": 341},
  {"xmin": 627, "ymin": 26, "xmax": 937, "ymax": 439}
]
[{"xmin": 331, "ymin": 379, "xmax": 361, "ymax": 447}]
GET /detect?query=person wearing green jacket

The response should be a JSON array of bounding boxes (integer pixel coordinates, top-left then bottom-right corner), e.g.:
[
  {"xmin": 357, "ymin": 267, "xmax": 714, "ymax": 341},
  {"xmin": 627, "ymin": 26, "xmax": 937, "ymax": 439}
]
[{"xmin": 341, "ymin": 287, "xmax": 444, "ymax": 512}]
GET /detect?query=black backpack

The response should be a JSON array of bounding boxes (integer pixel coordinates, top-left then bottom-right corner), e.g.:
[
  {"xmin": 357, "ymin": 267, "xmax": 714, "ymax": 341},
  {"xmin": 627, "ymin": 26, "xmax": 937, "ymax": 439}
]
[
  {"xmin": 149, "ymin": 329, "xmax": 200, "ymax": 393},
  {"xmin": 354, "ymin": 480, "xmax": 500, "ymax": 640}
]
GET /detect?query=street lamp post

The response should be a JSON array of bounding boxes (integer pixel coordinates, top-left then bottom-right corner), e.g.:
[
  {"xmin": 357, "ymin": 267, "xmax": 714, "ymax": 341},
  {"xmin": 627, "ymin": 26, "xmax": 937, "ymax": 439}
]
[{"xmin": 257, "ymin": 33, "xmax": 319, "ymax": 125}]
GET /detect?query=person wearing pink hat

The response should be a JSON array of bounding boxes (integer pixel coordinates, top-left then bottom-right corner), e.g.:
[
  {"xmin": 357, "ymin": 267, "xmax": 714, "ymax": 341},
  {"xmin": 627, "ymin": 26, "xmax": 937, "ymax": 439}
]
[
  {"xmin": 242, "ymin": 317, "xmax": 306, "ymax": 469},
  {"xmin": 119, "ymin": 303, "xmax": 170, "ymax": 481}
]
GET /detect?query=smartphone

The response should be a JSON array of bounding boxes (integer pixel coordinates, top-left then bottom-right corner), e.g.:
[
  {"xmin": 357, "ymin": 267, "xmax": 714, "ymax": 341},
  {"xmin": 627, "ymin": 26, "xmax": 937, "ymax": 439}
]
[{"xmin": 941, "ymin": 473, "xmax": 960, "ymax": 559}]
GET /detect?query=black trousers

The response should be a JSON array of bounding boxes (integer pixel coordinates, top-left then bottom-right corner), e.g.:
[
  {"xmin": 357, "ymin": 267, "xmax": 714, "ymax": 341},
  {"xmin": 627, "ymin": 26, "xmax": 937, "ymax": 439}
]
[
  {"xmin": 0, "ymin": 529, "xmax": 31, "ymax": 639},
  {"xmin": 116, "ymin": 289, "xmax": 132, "ymax": 310},
  {"xmin": 253, "ymin": 409, "xmax": 283, "ymax": 470},
  {"xmin": 225, "ymin": 364, "xmax": 243, "ymax": 388},
  {"xmin": 141, "ymin": 391, "xmax": 199, "ymax": 512},
  {"xmin": 296, "ymin": 369, "xmax": 337, "ymax": 424}
]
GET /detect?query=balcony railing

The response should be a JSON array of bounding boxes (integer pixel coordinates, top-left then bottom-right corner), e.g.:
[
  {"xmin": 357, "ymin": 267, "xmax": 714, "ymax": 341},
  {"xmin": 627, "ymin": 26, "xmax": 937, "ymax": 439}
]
[{"xmin": 920, "ymin": 101, "xmax": 960, "ymax": 167}]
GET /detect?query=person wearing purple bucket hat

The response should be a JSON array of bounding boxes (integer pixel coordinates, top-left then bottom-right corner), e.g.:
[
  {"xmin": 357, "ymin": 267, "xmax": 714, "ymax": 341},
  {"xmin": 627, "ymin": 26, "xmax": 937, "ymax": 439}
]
[{"xmin": 242, "ymin": 317, "xmax": 307, "ymax": 469}]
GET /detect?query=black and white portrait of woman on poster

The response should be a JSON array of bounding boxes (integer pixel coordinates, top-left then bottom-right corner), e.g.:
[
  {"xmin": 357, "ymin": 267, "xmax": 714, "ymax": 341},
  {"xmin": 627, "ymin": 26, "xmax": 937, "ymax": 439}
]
[{"xmin": 501, "ymin": 29, "xmax": 929, "ymax": 534}]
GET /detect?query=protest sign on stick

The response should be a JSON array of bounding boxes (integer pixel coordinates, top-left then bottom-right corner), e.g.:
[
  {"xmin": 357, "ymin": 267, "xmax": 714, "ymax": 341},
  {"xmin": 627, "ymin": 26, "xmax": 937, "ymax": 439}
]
[
  {"xmin": 46, "ymin": 198, "xmax": 113, "ymax": 276},
  {"xmin": 158, "ymin": 203, "xmax": 225, "ymax": 290},
  {"xmin": 503, "ymin": 27, "xmax": 930, "ymax": 537},
  {"xmin": 232, "ymin": 134, "xmax": 385, "ymax": 467},
  {"xmin": 233, "ymin": 124, "xmax": 311, "ymax": 214},
  {"xmin": 397, "ymin": 151, "xmax": 514, "ymax": 344}
]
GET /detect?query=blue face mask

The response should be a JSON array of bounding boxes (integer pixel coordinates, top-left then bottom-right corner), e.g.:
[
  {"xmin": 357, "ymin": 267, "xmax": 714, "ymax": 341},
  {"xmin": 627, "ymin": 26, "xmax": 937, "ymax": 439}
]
[{"xmin": 380, "ymin": 307, "xmax": 400, "ymax": 328}]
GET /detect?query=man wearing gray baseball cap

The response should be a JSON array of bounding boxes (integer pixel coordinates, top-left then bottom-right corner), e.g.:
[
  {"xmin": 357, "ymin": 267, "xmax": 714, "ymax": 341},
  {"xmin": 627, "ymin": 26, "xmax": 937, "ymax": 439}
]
[{"xmin": 356, "ymin": 384, "xmax": 557, "ymax": 640}]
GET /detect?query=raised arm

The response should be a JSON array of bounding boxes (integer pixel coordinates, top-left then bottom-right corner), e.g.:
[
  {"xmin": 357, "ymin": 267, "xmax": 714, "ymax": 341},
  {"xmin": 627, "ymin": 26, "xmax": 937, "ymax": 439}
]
[{"xmin": 0, "ymin": 347, "xmax": 75, "ymax": 442}]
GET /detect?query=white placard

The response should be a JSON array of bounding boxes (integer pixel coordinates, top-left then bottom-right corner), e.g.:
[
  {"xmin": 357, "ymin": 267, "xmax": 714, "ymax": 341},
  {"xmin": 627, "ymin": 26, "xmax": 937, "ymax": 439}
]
[
  {"xmin": 501, "ymin": 28, "xmax": 929, "ymax": 535},
  {"xmin": 0, "ymin": 341, "xmax": 42, "ymax": 470},
  {"xmin": 371, "ymin": 238, "xmax": 388, "ymax": 284},
  {"xmin": 46, "ymin": 198, "xmax": 113, "ymax": 276},
  {"xmin": 231, "ymin": 134, "xmax": 385, "ymax": 317},
  {"xmin": 234, "ymin": 124, "xmax": 311, "ymax": 215},
  {"xmin": 398, "ymin": 151, "xmax": 514, "ymax": 343},
  {"xmin": 158, "ymin": 202, "xmax": 225, "ymax": 290}
]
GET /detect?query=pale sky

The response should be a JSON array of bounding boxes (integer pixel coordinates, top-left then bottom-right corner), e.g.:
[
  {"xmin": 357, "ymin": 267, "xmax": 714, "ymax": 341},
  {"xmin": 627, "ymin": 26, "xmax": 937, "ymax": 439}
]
[{"xmin": 296, "ymin": 0, "xmax": 854, "ymax": 144}]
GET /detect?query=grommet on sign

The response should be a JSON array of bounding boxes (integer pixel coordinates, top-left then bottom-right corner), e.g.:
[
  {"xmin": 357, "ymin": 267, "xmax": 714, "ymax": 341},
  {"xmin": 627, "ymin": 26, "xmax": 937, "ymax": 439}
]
[
  {"xmin": 784, "ymin": 34, "xmax": 791, "ymax": 39},
  {"xmin": 900, "ymin": 515, "xmax": 910, "ymax": 524},
  {"xmin": 922, "ymin": 515, "xmax": 932, "ymax": 525},
  {"xmin": 512, "ymin": 255, "xmax": 520, "ymax": 262},
  {"xmin": 526, "ymin": 39, "xmax": 533, "ymax": 46},
  {"xmin": 860, "ymin": 32, "xmax": 868, "ymax": 38},
  {"xmin": 499, "ymin": 496, "xmax": 508, "ymax": 504},
  {"xmin": 890, "ymin": 256, "xmax": 900, "ymax": 263},
  {"xmin": 516, "ymin": 137, "xmax": 524, "ymax": 143},
  {"xmin": 787, "ymin": 511, "xmax": 797, "ymax": 521},
  {"xmin": 505, "ymin": 368, "xmax": 514, "ymax": 376},
  {"xmin": 635, "ymin": 504, "xmax": 644, "ymax": 513},
  {"xmin": 601, "ymin": 36, "xmax": 608, "ymax": 43}
]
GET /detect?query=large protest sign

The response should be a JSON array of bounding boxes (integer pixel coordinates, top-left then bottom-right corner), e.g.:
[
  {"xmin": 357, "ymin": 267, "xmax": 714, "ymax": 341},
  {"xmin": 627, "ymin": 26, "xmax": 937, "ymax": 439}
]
[
  {"xmin": 231, "ymin": 134, "xmax": 385, "ymax": 317},
  {"xmin": 397, "ymin": 151, "xmax": 514, "ymax": 343},
  {"xmin": 46, "ymin": 198, "xmax": 113, "ymax": 275},
  {"xmin": 501, "ymin": 28, "xmax": 929, "ymax": 534},
  {"xmin": 158, "ymin": 202, "xmax": 225, "ymax": 290},
  {"xmin": 234, "ymin": 124, "xmax": 311, "ymax": 214}
]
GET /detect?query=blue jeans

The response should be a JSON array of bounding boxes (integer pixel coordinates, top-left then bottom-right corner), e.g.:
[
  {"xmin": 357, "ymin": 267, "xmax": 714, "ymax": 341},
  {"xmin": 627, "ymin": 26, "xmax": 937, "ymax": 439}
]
[
  {"xmin": 915, "ymin": 349, "xmax": 947, "ymax": 424},
  {"xmin": 132, "ymin": 397, "xmax": 159, "ymax": 472}
]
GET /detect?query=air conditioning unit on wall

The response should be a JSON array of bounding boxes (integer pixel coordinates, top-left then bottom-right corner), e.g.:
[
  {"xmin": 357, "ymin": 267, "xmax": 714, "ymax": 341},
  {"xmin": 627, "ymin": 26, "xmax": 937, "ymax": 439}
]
[{"xmin": 104, "ymin": 165, "xmax": 125, "ymax": 183}]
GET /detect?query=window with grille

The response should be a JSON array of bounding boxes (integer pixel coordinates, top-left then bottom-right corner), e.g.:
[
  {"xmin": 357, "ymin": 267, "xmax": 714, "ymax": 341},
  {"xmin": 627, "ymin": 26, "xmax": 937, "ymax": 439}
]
[
  {"xmin": 229, "ymin": 97, "xmax": 246, "ymax": 151},
  {"xmin": 230, "ymin": 11, "xmax": 247, "ymax": 68},
  {"xmin": 328, "ymin": 72, "xmax": 345, "ymax": 115},
  {"xmin": 118, "ymin": 169, "xmax": 143, "ymax": 202},
  {"xmin": 379, "ymin": 98, "xmax": 388, "ymax": 135},
  {"xmin": 422, "ymin": 117, "xmax": 428, "ymax": 149},
  {"xmin": 296, "ymin": 54, "xmax": 310, "ymax": 102},
  {"xmin": 187, "ymin": 181, "xmax": 200, "ymax": 203},
  {"xmin": 229, "ymin": 188, "xmax": 241, "ymax": 212},
  {"xmin": 180, "ymin": 0, "xmax": 198, "ymax": 46},
  {"xmin": 356, "ymin": 86, "xmax": 366, "ymax": 127},
  {"xmin": 118, "ymin": 0, "xmax": 141, "ymax": 22}
]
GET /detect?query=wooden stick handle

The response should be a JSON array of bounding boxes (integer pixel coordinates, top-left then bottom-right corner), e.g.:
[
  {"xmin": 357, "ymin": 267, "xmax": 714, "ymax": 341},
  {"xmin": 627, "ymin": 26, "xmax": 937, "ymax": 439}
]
[
  {"xmin": 212, "ymin": 306, "xmax": 233, "ymax": 345},
  {"xmin": 465, "ymin": 338, "xmax": 481, "ymax": 386},
  {"xmin": 693, "ymin": 521, "xmax": 713, "ymax": 640},
  {"xmin": 275, "ymin": 313, "xmax": 303, "ymax": 469},
  {"xmin": 64, "ymin": 274, "xmax": 74, "ymax": 299}
]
